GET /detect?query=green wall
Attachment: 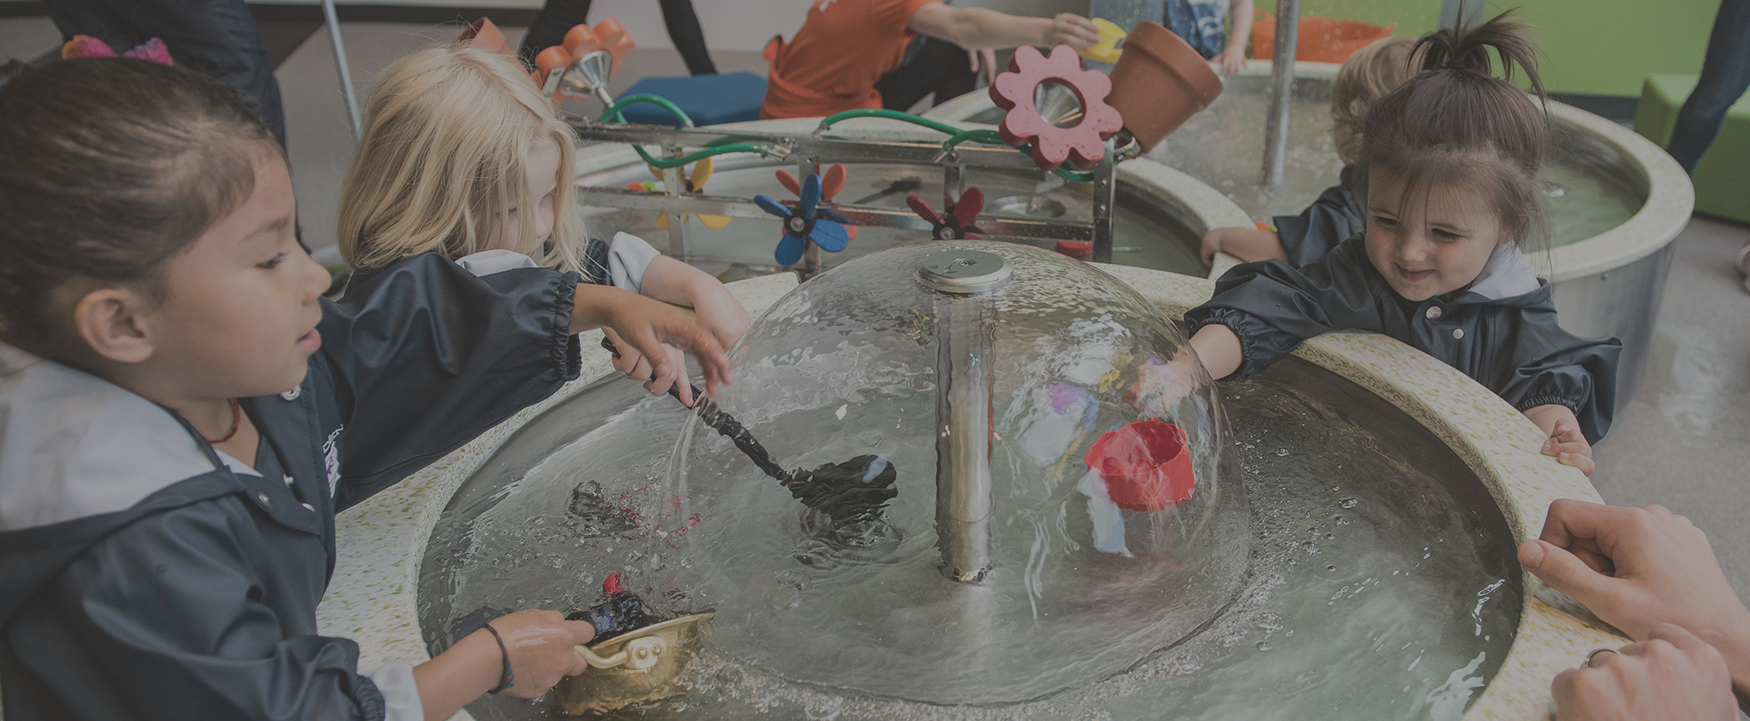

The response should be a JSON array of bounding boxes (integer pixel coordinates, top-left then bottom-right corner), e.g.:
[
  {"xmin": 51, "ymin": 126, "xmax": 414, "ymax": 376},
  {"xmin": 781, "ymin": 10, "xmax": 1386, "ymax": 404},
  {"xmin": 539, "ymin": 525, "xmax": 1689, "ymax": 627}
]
[{"xmin": 1252, "ymin": 0, "xmax": 1720, "ymax": 97}]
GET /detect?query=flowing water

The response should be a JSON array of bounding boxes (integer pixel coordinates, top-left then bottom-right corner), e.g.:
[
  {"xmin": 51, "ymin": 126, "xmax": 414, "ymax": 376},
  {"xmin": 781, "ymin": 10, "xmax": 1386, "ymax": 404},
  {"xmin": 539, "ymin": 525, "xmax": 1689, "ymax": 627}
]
[{"xmin": 418, "ymin": 358, "xmax": 1518, "ymax": 720}]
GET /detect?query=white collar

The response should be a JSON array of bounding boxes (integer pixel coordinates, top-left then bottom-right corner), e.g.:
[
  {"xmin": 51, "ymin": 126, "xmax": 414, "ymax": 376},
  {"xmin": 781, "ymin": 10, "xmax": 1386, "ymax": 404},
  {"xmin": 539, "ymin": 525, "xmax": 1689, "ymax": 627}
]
[
  {"xmin": 1465, "ymin": 243, "xmax": 1541, "ymax": 300},
  {"xmin": 0, "ymin": 347, "xmax": 225, "ymax": 530}
]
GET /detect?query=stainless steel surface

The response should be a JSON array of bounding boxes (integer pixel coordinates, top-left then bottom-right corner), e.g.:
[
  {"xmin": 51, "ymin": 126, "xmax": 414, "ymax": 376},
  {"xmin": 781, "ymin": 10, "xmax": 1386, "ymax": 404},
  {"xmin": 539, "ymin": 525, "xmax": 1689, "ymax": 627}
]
[
  {"xmin": 321, "ymin": 0, "xmax": 360, "ymax": 139},
  {"xmin": 557, "ymin": 50, "xmax": 616, "ymax": 108},
  {"xmin": 924, "ymin": 251, "xmax": 1006, "ymax": 582},
  {"xmin": 1092, "ymin": 141, "xmax": 1118, "ymax": 262},
  {"xmin": 662, "ymin": 141, "xmax": 688, "ymax": 260},
  {"xmin": 1550, "ymin": 243, "xmax": 1674, "ymax": 400},
  {"xmin": 1259, "ymin": 0, "xmax": 1300, "ymax": 186},
  {"xmin": 572, "ymin": 123, "xmax": 1050, "ymax": 170}
]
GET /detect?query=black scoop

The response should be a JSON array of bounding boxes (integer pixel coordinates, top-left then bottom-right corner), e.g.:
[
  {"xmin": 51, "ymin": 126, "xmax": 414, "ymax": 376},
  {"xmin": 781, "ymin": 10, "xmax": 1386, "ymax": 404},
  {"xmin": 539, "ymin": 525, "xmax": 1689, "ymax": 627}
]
[{"xmin": 602, "ymin": 338, "xmax": 897, "ymax": 522}]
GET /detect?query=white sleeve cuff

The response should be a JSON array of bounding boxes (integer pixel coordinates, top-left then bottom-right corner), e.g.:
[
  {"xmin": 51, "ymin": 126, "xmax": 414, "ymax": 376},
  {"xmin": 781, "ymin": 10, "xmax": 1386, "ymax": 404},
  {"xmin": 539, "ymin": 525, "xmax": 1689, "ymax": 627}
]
[
  {"xmin": 454, "ymin": 249, "xmax": 540, "ymax": 278},
  {"xmin": 364, "ymin": 663, "xmax": 424, "ymax": 721},
  {"xmin": 607, "ymin": 232, "xmax": 662, "ymax": 293}
]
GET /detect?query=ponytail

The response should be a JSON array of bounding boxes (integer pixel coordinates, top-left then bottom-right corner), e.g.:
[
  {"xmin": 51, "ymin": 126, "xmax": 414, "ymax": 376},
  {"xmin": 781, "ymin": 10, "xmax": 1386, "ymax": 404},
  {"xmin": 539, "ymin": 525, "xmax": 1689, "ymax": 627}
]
[{"xmin": 1358, "ymin": 10, "xmax": 1550, "ymax": 247}]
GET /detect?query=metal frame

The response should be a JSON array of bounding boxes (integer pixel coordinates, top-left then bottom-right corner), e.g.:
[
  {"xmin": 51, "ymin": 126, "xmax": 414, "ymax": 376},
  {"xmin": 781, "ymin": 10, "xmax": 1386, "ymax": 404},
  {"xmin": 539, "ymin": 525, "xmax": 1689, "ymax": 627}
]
[{"xmin": 569, "ymin": 121, "xmax": 1124, "ymax": 268}]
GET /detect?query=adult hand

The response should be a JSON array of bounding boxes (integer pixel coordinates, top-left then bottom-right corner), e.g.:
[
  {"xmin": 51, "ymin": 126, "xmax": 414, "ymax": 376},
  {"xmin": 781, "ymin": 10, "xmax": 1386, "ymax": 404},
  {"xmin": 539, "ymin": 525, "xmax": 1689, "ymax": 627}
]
[
  {"xmin": 484, "ymin": 609, "xmax": 597, "ymax": 699},
  {"xmin": 1047, "ymin": 13, "xmax": 1102, "ymax": 50},
  {"xmin": 1520, "ymin": 500, "xmax": 1750, "ymax": 697},
  {"xmin": 1551, "ymin": 624, "xmax": 1737, "ymax": 720},
  {"xmin": 1541, "ymin": 419, "xmax": 1595, "ymax": 477},
  {"xmin": 1216, "ymin": 44, "xmax": 1247, "ymax": 74}
]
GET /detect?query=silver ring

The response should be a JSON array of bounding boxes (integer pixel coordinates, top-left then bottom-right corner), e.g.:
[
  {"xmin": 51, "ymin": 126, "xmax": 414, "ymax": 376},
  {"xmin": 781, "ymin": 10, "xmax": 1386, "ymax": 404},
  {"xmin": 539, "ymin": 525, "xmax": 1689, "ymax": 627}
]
[{"xmin": 1584, "ymin": 647, "xmax": 1619, "ymax": 668}]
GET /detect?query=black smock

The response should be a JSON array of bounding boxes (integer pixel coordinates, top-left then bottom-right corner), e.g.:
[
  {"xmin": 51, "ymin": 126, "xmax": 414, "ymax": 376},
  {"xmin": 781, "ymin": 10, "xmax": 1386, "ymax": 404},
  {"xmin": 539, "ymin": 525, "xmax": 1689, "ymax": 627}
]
[
  {"xmin": 1272, "ymin": 166, "xmax": 1366, "ymax": 268},
  {"xmin": 1184, "ymin": 236, "xmax": 1621, "ymax": 443},
  {"xmin": 0, "ymin": 253, "xmax": 582, "ymax": 720}
]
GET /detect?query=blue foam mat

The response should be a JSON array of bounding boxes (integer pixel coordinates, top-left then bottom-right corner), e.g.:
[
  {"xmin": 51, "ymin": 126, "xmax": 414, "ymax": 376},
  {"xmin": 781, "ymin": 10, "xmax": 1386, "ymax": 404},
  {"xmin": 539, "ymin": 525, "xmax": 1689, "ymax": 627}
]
[{"xmin": 617, "ymin": 71, "xmax": 767, "ymax": 127}]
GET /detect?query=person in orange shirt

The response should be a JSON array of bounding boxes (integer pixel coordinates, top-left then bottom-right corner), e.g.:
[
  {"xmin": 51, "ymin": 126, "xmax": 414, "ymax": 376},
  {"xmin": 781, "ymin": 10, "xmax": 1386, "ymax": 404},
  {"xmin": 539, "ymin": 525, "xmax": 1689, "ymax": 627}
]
[{"xmin": 762, "ymin": 0, "xmax": 1100, "ymax": 119}]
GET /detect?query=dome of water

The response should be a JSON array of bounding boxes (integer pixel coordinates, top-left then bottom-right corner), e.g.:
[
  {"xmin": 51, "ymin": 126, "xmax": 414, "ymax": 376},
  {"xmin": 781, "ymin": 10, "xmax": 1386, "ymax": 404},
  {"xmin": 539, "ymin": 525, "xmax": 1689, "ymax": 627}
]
[{"xmin": 642, "ymin": 241, "xmax": 1249, "ymax": 704}]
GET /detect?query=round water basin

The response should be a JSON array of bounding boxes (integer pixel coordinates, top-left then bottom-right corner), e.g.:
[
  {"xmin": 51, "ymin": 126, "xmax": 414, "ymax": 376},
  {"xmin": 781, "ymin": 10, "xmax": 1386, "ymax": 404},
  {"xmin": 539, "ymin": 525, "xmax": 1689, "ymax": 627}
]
[{"xmin": 319, "ymin": 262, "xmax": 1623, "ymax": 721}]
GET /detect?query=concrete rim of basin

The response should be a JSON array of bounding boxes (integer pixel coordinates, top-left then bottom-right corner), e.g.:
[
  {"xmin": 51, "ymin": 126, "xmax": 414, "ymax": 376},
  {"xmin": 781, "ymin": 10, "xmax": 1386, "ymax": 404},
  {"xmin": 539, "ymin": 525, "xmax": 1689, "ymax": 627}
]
[{"xmin": 317, "ymin": 267, "xmax": 1622, "ymax": 721}]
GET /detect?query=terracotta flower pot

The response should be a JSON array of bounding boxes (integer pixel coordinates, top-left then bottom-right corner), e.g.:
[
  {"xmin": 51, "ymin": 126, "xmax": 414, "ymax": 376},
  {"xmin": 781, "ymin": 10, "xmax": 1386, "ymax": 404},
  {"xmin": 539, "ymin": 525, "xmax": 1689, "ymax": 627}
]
[
  {"xmin": 1106, "ymin": 20, "xmax": 1223, "ymax": 152},
  {"xmin": 1084, "ymin": 417, "xmax": 1197, "ymax": 513}
]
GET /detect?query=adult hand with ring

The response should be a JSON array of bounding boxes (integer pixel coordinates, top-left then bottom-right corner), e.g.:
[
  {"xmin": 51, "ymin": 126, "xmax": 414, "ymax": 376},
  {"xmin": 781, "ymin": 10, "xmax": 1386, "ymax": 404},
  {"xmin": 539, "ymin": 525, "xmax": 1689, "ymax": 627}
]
[{"xmin": 1550, "ymin": 624, "xmax": 1736, "ymax": 720}]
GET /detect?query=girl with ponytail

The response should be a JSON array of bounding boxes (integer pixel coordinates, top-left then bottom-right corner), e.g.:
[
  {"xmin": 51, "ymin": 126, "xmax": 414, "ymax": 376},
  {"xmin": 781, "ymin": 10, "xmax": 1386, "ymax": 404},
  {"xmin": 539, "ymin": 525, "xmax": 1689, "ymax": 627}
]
[{"xmin": 1135, "ymin": 11, "xmax": 1622, "ymax": 475}]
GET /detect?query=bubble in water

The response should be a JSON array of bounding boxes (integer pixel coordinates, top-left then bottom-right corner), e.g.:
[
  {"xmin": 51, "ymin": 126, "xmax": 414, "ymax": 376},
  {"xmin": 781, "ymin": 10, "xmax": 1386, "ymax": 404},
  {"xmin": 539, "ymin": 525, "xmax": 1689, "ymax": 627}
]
[
  {"xmin": 1300, "ymin": 541, "xmax": 1320, "ymax": 554},
  {"xmin": 1275, "ymin": 448, "xmax": 1289, "ymax": 457},
  {"xmin": 1325, "ymin": 533, "xmax": 1336, "ymax": 540},
  {"xmin": 1326, "ymin": 565, "xmax": 1337, "ymax": 572},
  {"xmin": 1255, "ymin": 641, "xmax": 1271, "ymax": 651},
  {"xmin": 1339, "ymin": 498, "xmax": 1359, "ymax": 509}
]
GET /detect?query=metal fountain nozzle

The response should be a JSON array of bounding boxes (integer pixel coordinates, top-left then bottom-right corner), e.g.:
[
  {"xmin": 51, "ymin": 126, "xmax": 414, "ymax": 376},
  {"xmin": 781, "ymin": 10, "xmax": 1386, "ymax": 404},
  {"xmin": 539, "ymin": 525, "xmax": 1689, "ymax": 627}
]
[
  {"xmin": 920, "ymin": 249, "xmax": 1011, "ymax": 584},
  {"xmin": 556, "ymin": 49, "xmax": 617, "ymax": 109},
  {"xmin": 1033, "ymin": 81, "xmax": 1085, "ymax": 129}
]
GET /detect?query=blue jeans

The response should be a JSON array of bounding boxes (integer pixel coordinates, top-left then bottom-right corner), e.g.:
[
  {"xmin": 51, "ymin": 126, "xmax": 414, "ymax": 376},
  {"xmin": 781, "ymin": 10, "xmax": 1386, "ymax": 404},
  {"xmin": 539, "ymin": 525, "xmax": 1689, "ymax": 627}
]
[
  {"xmin": 1668, "ymin": 0, "xmax": 1750, "ymax": 175},
  {"xmin": 43, "ymin": 0, "xmax": 287, "ymax": 149},
  {"xmin": 1164, "ymin": 0, "xmax": 1228, "ymax": 60}
]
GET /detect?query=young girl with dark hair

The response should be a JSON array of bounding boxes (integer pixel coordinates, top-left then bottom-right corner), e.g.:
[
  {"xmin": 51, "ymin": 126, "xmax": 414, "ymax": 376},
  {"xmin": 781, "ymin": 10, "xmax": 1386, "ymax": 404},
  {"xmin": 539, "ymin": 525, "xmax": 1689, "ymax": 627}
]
[
  {"xmin": 0, "ymin": 58, "xmax": 730, "ymax": 719},
  {"xmin": 1132, "ymin": 12, "xmax": 1621, "ymax": 476}
]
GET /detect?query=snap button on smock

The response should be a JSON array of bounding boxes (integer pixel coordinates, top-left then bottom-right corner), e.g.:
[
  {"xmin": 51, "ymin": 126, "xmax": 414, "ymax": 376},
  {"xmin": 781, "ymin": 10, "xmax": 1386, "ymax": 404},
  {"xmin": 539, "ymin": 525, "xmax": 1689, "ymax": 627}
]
[
  {"xmin": 1452, "ymin": 328, "xmax": 1464, "ymax": 340},
  {"xmin": 279, "ymin": 386, "xmax": 302, "ymax": 401},
  {"xmin": 1425, "ymin": 306, "xmax": 1442, "ymax": 320}
]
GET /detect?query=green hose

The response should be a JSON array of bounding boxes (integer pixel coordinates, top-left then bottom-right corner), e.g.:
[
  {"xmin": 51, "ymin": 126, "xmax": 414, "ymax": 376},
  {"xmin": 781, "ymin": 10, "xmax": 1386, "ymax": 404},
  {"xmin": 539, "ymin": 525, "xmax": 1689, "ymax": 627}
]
[
  {"xmin": 597, "ymin": 94, "xmax": 694, "ymax": 127},
  {"xmin": 816, "ymin": 108, "xmax": 966, "ymax": 135}
]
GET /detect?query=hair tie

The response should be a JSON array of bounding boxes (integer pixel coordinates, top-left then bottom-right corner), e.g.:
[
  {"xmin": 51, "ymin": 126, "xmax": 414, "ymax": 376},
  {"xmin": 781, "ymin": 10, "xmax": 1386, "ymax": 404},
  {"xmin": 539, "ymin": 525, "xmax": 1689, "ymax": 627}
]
[{"xmin": 61, "ymin": 36, "xmax": 174, "ymax": 67}]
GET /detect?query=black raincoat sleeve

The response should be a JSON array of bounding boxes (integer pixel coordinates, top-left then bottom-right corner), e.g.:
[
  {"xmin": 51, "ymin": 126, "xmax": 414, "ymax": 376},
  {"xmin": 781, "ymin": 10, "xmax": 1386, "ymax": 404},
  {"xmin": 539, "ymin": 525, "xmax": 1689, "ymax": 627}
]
[
  {"xmin": 319, "ymin": 252, "xmax": 583, "ymax": 508},
  {"xmin": 12, "ymin": 500, "xmax": 387, "ymax": 720},
  {"xmin": 1271, "ymin": 172, "xmax": 1366, "ymax": 269},
  {"xmin": 1485, "ymin": 311, "xmax": 1620, "ymax": 444},
  {"xmin": 1184, "ymin": 239, "xmax": 1385, "ymax": 380}
]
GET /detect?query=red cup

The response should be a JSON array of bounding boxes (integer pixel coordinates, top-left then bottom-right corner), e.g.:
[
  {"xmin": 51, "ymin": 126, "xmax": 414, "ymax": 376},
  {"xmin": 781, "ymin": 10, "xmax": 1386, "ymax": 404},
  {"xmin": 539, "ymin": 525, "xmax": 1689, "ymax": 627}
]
[{"xmin": 1085, "ymin": 418, "xmax": 1196, "ymax": 512}]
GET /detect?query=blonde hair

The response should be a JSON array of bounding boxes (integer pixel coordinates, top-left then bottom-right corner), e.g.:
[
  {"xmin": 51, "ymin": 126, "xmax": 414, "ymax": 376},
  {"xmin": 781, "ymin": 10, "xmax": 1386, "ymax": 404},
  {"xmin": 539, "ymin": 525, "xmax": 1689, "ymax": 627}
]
[
  {"xmin": 1330, "ymin": 36, "xmax": 1416, "ymax": 161},
  {"xmin": 338, "ymin": 45, "xmax": 584, "ymax": 273}
]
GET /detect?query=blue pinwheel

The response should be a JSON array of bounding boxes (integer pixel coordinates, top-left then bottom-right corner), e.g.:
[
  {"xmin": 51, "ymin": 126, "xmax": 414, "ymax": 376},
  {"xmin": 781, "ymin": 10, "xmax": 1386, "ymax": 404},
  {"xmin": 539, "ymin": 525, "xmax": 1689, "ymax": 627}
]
[{"xmin": 754, "ymin": 171, "xmax": 854, "ymax": 267}]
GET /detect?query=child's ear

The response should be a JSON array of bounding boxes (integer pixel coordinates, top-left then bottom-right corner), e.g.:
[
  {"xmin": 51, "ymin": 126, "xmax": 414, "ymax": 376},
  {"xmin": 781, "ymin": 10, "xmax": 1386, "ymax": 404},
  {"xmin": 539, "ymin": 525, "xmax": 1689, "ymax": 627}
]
[{"xmin": 72, "ymin": 288, "xmax": 155, "ymax": 364}]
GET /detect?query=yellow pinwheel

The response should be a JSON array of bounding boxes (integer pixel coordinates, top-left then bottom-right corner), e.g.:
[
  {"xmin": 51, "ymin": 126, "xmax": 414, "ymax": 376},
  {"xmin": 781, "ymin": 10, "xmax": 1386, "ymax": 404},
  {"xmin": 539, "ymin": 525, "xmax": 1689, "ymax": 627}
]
[{"xmin": 627, "ymin": 157, "xmax": 730, "ymax": 231}]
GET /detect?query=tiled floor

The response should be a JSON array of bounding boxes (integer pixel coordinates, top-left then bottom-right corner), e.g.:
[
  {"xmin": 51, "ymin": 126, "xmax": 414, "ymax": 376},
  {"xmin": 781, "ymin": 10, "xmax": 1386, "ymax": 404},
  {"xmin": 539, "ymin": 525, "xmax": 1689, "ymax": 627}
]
[{"xmin": 2, "ymin": 13, "xmax": 1747, "ymax": 597}]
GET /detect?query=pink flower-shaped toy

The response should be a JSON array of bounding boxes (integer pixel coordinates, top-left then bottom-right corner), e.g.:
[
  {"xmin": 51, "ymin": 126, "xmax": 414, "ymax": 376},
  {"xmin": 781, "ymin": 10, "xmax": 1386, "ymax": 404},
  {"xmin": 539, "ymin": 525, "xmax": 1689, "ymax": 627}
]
[{"xmin": 988, "ymin": 45, "xmax": 1124, "ymax": 172}]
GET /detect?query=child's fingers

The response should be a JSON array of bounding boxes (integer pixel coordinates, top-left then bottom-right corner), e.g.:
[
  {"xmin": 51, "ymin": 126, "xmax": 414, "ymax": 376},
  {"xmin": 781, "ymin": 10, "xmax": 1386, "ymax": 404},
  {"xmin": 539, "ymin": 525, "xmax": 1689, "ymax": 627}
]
[
  {"xmin": 1558, "ymin": 452, "xmax": 1596, "ymax": 477},
  {"xmin": 1544, "ymin": 439, "xmax": 1590, "ymax": 458},
  {"xmin": 667, "ymin": 346, "xmax": 695, "ymax": 406}
]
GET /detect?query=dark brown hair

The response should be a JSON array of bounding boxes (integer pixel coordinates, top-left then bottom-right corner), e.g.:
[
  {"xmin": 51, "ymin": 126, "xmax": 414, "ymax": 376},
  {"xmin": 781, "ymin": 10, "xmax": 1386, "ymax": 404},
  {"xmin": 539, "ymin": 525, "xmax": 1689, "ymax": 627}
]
[
  {"xmin": 1358, "ymin": 10, "xmax": 1548, "ymax": 246},
  {"xmin": 0, "ymin": 58, "xmax": 278, "ymax": 361}
]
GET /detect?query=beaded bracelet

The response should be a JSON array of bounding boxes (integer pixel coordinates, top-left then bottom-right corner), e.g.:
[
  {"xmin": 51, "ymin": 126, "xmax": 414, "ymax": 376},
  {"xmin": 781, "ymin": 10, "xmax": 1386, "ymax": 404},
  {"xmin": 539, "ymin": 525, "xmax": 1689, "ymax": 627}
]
[{"xmin": 482, "ymin": 622, "xmax": 515, "ymax": 694}]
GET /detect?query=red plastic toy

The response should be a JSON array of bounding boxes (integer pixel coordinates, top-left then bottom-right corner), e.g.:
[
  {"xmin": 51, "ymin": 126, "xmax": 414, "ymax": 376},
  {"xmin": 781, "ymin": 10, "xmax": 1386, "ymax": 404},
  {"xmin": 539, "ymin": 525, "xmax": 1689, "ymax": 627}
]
[
  {"xmin": 1085, "ymin": 418, "xmax": 1196, "ymax": 512},
  {"xmin": 989, "ymin": 45, "xmax": 1124, "ymax": 172}
]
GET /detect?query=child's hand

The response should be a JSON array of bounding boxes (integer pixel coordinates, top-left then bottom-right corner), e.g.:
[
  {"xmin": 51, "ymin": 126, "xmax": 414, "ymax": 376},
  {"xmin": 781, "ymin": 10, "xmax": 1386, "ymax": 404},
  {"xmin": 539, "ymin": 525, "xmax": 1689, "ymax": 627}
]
[
  {"xmin": 1216, "ymin": 45, "xmax": 1247, "ymax": 75},
  {"xmin": 582, "ymin": 288, "xmax": 731, "ymax": 399},
  {"xmin": 693, "ymin": 295, "xmax": 751, "ymax": 353},
  {"xmin": 1048, "ymin": 13, "xmax": 1102, "ymax": 49},
  {"xmin": 1123, "ymin": 358, "xmax": 1198, "ymax": 417},
  {"xmin": 1541, "ymin": 419, "xmax": 1595, "ymax": 477},
  {"xmin": 485, "ymin": 609, "xmax": 597, "ymax": 699},
  {"xmin": 1199, "ymin": 229, "xmax": 1226, "ymax": 267},
  {"xmin": 602, "ymin": 327, "xmax": 698, "ymax": 406}
]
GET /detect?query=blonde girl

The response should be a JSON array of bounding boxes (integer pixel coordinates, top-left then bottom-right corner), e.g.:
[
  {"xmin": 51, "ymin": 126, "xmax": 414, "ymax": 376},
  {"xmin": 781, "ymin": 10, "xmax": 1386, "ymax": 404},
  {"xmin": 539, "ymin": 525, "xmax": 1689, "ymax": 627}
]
[{"xmin": 340, "ymin": 44, "xmax": 748, "ymax": 404}]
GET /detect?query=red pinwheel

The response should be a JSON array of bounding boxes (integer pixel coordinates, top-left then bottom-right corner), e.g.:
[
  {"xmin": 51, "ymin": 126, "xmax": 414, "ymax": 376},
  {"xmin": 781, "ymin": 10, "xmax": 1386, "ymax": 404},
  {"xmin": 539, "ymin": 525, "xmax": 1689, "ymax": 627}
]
[
  {"xmin": 772, "ymin": 164, "xmax": 859, "ymax": 241},
  {"xmin": 906, "ymin": 188, "xmax": 986, "ymax": 240},
  {"xmin": 755, "ymin": 170, "xmax": 855, "ymax": 267}
]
